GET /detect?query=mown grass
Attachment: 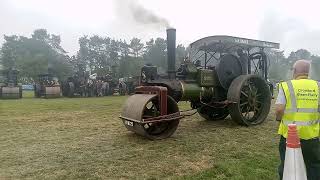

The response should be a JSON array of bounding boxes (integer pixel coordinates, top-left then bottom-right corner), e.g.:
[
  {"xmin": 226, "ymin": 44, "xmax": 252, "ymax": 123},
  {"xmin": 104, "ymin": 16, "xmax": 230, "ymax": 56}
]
[{"xmin": 0, "ymin": 91, "xmax": 280, "ymax": 179}]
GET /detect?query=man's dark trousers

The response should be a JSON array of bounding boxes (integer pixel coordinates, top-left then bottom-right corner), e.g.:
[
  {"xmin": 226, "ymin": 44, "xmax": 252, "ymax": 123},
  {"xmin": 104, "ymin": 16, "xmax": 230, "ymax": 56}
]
[{"xmin": 278, "ymin": 136, "xmax": 320, "ymax": 180}]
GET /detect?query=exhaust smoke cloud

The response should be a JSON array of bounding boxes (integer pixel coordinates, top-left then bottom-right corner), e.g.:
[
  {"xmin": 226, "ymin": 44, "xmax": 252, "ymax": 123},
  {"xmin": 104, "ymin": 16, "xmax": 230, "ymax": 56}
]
[{"xmin": 114, "ymin": 0, "xmax": 170, "ymax": 29}]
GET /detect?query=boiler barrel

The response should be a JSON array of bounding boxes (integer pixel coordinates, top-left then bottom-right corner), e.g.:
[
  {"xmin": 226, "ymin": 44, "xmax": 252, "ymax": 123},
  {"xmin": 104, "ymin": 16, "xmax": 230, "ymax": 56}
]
[{"xmin": 180, "ymin": 82, "xmax": 214, "ymax": 101}]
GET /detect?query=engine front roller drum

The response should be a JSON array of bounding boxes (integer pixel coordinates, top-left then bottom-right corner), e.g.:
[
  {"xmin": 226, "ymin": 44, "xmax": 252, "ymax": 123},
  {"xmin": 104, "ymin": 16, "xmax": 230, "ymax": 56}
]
[
  {"xmin": 227, "ymin": 75, "xmax": 271, "ymax": 125},
  {"xmin": 0, "ymin": 86, "xmax": 22, "ymax": 99},
  {"xmin": 120, "ymin": 94, "xmax": 181, "ymax": 140},
  {"xmin": 45, "ymin": 86, "xmax": 61, "ymax": 98}
]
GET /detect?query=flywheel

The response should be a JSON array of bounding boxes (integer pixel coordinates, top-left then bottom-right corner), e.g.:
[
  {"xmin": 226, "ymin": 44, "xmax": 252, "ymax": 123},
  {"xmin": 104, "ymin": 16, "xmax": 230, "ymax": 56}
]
[{"xmin": 217, "ymin": 54, "xmax": 243, "ymax": 89}]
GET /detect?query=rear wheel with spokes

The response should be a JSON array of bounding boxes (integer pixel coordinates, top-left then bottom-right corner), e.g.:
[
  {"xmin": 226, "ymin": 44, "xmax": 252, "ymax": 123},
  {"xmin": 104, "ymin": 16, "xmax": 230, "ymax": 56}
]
[{"xmin": 227, "ymin": 75, "xmax": 271, "ymax": 126}]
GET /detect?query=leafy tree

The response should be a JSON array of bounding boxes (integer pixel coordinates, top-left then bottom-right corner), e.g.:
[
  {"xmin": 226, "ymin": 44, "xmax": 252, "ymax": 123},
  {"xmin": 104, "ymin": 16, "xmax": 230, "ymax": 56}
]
[
  {"xmin": 287, "ymin": 49, "xmax": 311, "ymax": 64},
  {"xmin": 0, "ymin": 29, "xmax": 72, "ymax": 81},
  {"xmin": 109, "ymin": 39, "xmax": 120, "ymax": 66},
  {"xmin": 119, "ymin": 56, "xmax": 144, "ymax": 77},
  {"xmin": 78, "ymin": 35, "xmax": 121, "ymax": 75},
  {"xmin": 143, "ymin": 38, "xmax": 167, "ymax": 73},
  {"xmin": 0, "ymin": 30, "xmax": 188, "ymax": 81},
  {"xmin": 119, "ymin": 40, "xmax": 130, "ymax": 58},
  {"xmin": 32, "ymin": 29, "xmax": 50, "ymax": 41},
  {"xmin": 129, "ymin": 38, "xmax": 144, "ymax": 57},
  {"xmin": 268, "ymin": 50, "xmax": 289, "ymax": 81},
  {"xmin": 176, "ymin": 44, "xmax": 187, "ymax": 67}
]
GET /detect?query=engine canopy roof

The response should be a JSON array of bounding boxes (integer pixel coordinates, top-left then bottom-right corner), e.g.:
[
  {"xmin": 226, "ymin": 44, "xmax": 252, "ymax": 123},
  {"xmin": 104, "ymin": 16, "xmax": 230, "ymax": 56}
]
[{"xmin": 190, "ymin": 35, "xmax": 280, "ymax": 52}]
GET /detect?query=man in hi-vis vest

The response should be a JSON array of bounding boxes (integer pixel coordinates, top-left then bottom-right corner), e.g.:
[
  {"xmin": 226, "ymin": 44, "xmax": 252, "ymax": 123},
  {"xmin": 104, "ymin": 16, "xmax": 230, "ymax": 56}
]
[{"xmin": 276, "ymin": 60, "xmax": 320, "ymax": 180}]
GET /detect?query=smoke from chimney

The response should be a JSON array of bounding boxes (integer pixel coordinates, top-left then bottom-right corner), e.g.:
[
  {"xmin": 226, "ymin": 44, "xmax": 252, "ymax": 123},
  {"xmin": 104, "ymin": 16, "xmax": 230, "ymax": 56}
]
[{"xmin": 114, "ymin": 0, "xmax": 170, "ymax": 29}]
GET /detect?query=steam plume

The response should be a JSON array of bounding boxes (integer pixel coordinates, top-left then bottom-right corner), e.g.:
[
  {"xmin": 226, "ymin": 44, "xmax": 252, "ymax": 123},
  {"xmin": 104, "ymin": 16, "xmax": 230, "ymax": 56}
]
[{"xmin": 114, "ymin": 0, "xmax": 170, "ymax": 29}]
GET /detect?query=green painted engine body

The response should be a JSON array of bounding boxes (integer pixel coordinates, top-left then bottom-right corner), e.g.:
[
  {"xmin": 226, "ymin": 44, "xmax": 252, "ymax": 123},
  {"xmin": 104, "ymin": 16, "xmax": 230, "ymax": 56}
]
[
  {"xmin": 197, "ymin": 69, "xmax": 218, "ymax": 87},
  {"xmin": 179, "ymin": 65, "xmax": 218, "ymax": 101}
]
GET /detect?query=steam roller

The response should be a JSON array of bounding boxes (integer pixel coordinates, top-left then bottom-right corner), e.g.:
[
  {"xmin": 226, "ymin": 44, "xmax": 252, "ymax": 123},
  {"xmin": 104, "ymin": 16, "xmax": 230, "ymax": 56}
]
[
  {"xmin": 1, "ymin": 87, "xmax": 22, "ymax": 99},
  {"xmin": 61, "ymin": 69, "xmax": 91, "ymax": 97},
  {"xmin": 0, "ymin": 68, "xmax": 22, "ymax": 99},
  {"xmin": 34, "ymin": 74, "xmax": 61, "ymax": 98},
  {"xmin": 120, "ymin": 28, "xmax": 280, "ymax": 140},
  {"xmin": 44, "ymin": 86, "xmax": 61, "ymax": 98},
  {"xmin": 121, "ymin": 87, "xmax": 182, "ymax": 140}
]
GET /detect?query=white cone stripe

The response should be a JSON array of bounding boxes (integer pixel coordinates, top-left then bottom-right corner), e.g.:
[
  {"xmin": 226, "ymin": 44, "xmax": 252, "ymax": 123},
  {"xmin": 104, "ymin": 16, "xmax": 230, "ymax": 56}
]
[{"xmin": 283, "ymin": 148, "xmax": 307, "ymax": 180}]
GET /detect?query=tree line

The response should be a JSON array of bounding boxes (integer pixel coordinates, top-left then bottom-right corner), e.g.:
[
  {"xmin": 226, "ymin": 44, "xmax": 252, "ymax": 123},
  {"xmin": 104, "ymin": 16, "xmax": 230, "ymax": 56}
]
[
  {"xmin": 0, "ymin": 28, "xmax": 318, "ymax": 83},
  {"xmin": 0, "ymin": 29, "xmax": 187, "ymax": 82},
  {"xmin": 267, "ymin": 49, "xmax": 320, "ymax": 82}
]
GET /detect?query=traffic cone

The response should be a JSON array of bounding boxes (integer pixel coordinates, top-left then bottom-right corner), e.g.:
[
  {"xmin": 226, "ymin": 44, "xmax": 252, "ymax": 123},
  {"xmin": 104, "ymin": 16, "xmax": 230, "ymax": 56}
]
[{"xmin": 282, "ymin": 124, "xmax": 307, "ymax": 180}]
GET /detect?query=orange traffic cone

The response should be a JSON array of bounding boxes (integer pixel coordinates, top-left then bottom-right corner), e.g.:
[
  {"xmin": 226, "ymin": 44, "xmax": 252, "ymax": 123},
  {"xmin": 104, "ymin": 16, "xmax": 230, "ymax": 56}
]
[{"xmin": 282, "ymin": 124, "xmax": 307, "ymax": 180}]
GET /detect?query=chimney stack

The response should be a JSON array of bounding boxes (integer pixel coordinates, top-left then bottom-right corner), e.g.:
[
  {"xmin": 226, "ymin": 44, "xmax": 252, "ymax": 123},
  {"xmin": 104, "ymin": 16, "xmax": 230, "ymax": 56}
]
[{"xmin": 166, "ymin": 28, "xmax": 176, "ymax": 79}]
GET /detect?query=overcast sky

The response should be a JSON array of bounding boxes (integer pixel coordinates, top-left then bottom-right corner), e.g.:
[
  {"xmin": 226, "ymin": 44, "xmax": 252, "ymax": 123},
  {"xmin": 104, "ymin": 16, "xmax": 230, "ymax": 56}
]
[{"xmin": 1, "ymin": 0, "xmax": 320, "ymax": 56}]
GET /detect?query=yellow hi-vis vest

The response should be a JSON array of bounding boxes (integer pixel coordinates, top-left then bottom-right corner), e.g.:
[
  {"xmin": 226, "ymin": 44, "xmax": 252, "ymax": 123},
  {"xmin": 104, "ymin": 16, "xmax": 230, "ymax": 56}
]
[{"xmin": 278, "ymin": 79, "xmax": 320, "ymax": 140}]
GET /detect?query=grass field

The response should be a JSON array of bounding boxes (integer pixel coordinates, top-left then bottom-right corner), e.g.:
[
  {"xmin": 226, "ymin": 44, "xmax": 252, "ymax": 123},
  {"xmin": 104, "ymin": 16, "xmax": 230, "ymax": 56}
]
[{"xmin": 0, "ymin": 91, "xmax": 280, "ymax": 179}]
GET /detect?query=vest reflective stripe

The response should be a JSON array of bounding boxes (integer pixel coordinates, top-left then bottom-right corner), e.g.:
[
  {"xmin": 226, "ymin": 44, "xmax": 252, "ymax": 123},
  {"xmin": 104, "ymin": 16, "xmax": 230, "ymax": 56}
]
[
  {"xmin": 285, "ymin": 108, "xmax": 319, "ymax": 113},
  {"xmin": 287, "ymin": 81, "xmax": 297, "ymax": 111},
  {"xmin": 318, "ymin": 82, "xmax": 320, "ymax": 105},
  {"xmin": 278, "ymin": 79, "xmax": 320, "ymax": 140},
  {"xmin": 282, "ymin": 119, "xmax": 320, "ymax": 126}
]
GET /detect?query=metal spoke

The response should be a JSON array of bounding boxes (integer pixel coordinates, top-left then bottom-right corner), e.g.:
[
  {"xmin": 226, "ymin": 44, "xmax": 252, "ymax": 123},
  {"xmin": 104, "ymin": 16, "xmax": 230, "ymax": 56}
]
[
  {"xmin": 241, "ymin": 91, "xmax": 248, "ymax": 97},
  {"xmin": 144, "ymin": 124, "xmax": 150, "ymax": 129},
  {"xmin": 244, "ymin": 111, "xmax": 249, "ymax": 119},
  {"xmin": 146, "ymin": 103, "xmax": 154, "ymax": 110},
  {"xmin": 240, "ymin": 102, "xmax": 248, "ymax": 107},
  {"xmin": 244, "ymin": 106, "xmax": 250, "ymax": 119},
  {"xmin": 150, "ymin": 104, "xmax": 155, "ymax": 109},
  {"xmin": 252, "ymin": 87, "xmax": 258, "ymax": 95},
  {"xmin": 240, "ymin": 106, "xmax": 245, "ymax": 113},
  {"xmin": 248, "ymin": 82, "xmax": 253, "ymax": 92}
]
